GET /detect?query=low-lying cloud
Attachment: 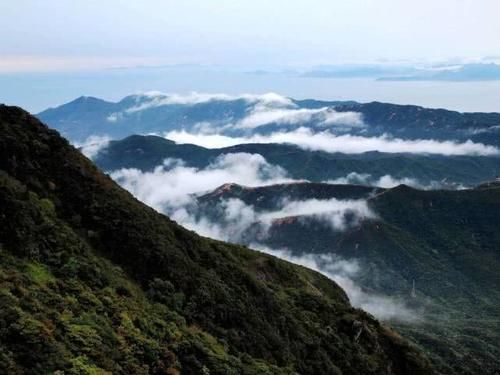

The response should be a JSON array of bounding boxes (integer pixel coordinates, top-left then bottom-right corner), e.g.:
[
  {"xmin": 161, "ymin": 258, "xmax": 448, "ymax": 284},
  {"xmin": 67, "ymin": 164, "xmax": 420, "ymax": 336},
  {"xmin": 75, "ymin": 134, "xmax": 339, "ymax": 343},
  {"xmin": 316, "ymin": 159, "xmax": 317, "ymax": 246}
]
[
  {"xmin": 114, "ymin": 92, "xmax": 295, "ymax": 115},
  {"xmin": 259, "ymin": 197, "xmax": 376, "ymax": 231},
  {"xmin": 165, "ymin": 127, "xmax": 499, "ymax": 156},
  {"xmin": 75, "ymin": 135, "xmax": 111, "ymax": 159},
  {"xmin": 111, "ymin": 153, "xmax": 294, "ymax": 211},
  {"xmin": 326, "ymin": 172, "xmax": 464, "ymax": 189},
  {"xmin": 235, "ymin": 106, "xmax": 364, "ymax": 129},
  {"xmin": 108, "ymin": 152, "xmax": 418, "ymax": 323}
]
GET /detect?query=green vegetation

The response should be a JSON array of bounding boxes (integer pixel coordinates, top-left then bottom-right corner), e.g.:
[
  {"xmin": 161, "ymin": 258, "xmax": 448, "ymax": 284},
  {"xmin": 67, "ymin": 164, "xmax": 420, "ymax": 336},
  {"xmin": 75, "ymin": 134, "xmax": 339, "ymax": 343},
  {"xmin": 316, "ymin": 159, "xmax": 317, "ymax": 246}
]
[
  {"xmin": 197, "ymin": 182, "xmax": 500, "ymax": 374},
  {"xmin": 0, "ymin": 105, "xmax": 433, "ymax": 374}
]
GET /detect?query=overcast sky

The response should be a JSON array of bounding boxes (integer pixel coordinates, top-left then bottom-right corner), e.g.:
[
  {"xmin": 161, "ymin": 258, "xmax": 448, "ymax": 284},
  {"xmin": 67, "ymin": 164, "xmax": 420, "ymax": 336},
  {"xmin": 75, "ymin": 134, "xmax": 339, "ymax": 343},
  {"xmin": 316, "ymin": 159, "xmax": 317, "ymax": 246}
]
[{"xmin": 1, "ymin": 0, "xmax": 500, "ymax": 72}]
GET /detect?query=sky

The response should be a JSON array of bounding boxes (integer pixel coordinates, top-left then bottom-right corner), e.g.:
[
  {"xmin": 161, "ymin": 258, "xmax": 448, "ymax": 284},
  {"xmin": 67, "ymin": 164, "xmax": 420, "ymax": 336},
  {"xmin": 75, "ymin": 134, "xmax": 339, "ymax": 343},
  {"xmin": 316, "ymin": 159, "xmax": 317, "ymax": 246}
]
[
  {"xmin": 2, "ymin": 1, "xmax": 500, "ymax": 112},
  {"xmin": 2, "ymin": 0, "xmax": 500, "ymax": 71}
]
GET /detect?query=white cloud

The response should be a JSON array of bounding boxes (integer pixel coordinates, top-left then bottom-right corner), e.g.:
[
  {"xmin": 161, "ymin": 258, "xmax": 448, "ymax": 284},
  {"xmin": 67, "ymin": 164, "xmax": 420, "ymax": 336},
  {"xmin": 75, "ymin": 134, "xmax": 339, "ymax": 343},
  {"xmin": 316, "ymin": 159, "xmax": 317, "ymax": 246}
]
[
  {"xmin": 109, "ymin": 152, "xmax": 375, "ymax": 238},
  {"xmin": 165, "ymin": 127, "xmax": 500, "ymax": 156},
  {"xmin": 106, "ymin": 113, "xmax": 121, "ymax": 122},
  {"xmin": 259, "ymin": 197, "xmax": 376, "ymax": 231},
  {"xmin": 327, "ymin": 172, "xmax": 468, "ymax": 190},
  {"xmin": 75, "ymin": 135, "xmax": 111, "ymax": 159},
  {"xmin": 110, "ymin": 153, "xmax": 294, "ymax": 212},
  {"xmin": 123, "ymin": 91, "xmax": 295, "ymax": 113},
  {"xmin": 108, "ymin": 91, "xmax": 364, "ymax": 131},
  {"xmin": 253, "ymin": 246, "xmax": 419, "ymax": 323},
  {"xmin": 235, "ymin": 106, "xmax": 364, "ymax": 129},
  {"xmin": 108, "ymin": 152, "xmax": 418, "ymax": 323},
  {"xmin": 328, "ymin": 172, "xmax": 427, "ymax": 189}
]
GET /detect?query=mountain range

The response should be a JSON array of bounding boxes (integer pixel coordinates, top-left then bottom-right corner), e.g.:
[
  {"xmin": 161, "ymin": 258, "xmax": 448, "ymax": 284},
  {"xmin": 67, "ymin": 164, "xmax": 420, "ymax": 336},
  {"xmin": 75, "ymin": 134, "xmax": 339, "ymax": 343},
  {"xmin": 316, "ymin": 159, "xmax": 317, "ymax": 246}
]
[
  {"xmin": 0, "ymin": 105, "xmax": 435, "ymax": 374},
  {"xmin": 89, "ymin": 133, "xmax": 500, "ymax": 374},
  {"xmin": 37, "ymin": 93, "xmax": 500, "ymax": 145},
  {"xmin": 5, "ymin": 92, "xmax": 500, "ymax": 374},
  {"xmin": 94, "ymin": 134, "xmax": 500, "ymax": 188}
]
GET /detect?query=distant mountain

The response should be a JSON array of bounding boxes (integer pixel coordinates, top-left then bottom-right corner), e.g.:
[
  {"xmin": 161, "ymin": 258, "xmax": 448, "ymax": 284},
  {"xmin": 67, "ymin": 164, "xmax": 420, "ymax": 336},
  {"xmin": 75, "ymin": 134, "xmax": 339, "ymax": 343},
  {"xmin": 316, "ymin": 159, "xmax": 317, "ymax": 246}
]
[
  {"xmin": 94, "ymin": 134, "xmax": 500, "ymax": 188},
  {"xmin": 379, "ymin": 63, "xmax": 500, "ymax": 82},
  {"xmin": 194, "ymin": 181, "xmax": 500, "ymax": 375},
  {"xmin": 0, "ymin": 105, "xmax": 436, "ymax": 374},
  {"xmin": 37, "ymin": 93, "xmax": 500, "ymax": 145},
  {"xmin": 333, "ymin": 101, "xmax": 500, "ymax": 142},
  {"xmin": 299, "ymin": 63, "xmax": 500, "ymax": 82}
]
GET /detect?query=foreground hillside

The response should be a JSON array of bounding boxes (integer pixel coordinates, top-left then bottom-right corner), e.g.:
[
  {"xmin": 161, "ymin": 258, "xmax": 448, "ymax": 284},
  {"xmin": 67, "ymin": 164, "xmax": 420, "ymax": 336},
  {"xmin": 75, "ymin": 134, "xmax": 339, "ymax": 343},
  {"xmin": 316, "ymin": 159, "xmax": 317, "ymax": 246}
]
[{"xmin": 0, "ymin": 106, "xmax": 434, "ymax": 374}]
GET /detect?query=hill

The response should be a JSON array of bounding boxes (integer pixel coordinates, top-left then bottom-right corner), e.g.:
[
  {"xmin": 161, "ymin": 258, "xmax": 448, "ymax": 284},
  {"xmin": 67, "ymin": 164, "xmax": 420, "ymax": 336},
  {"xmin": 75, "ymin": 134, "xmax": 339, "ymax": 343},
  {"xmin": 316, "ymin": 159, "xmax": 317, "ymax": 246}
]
[{"xmin": 0, "ymin": 106, "xmax": 434, "ymax": 374}]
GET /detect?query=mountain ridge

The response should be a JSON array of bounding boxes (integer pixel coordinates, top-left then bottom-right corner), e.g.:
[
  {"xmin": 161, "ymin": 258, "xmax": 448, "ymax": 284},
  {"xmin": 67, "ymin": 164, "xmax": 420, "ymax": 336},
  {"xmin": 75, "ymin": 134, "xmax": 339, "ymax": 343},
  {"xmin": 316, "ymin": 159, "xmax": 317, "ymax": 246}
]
[
  {"xmin": 37, "ymin": 94, "xmax": 500, "ymax": 144},
  {"xmin": 0, "ymin": 105, "xmax": 434, "ymax": 374}
]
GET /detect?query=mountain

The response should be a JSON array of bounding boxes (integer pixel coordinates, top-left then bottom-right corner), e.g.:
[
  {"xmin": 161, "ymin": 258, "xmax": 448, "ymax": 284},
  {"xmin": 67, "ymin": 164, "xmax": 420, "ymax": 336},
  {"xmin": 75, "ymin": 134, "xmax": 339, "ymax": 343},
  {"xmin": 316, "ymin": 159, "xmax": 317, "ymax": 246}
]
[
  {"xmin": 193, "ymin": 181, "xmax": 500, "ymax": 374},
  {"xmin": 89, "ymin": 132, "xmax": 500, "ymax": 373},
  {"xmin": 300, "ymin": 63, "xmax": 500, "ymax": 82},
  {"xmin": 334, "ymin": 101, "xmax": 500, "ymax": 142},
  {"xmin": 93, "ymin": 134, "xmax": 500, "ymax": 188},
  {"xmin": 0, "ymin": 105, "xmax": 435, "ymax": 374},
  {"xmin": 37, "ymin": 93, "xmax": 500, "ymax": 145},
  {"xmin": 378, "ymin": 63, "xmax": 500, "ymax": 82}
]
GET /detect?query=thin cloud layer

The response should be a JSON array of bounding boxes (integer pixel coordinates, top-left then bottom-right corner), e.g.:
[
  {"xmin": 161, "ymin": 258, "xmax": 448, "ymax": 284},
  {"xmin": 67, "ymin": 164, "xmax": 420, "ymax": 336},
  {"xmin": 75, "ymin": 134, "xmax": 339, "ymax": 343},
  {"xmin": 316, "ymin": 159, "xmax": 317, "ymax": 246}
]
[
  {"xmin": 259, "ymin": 197, "xmax": 376, "ymax": 231},
  {"xmin": 327, "ymin": 172, "xmax": 450, "ymax": 189},
  {"xmin": 121, "ymin": 92, "xmax": 295, "ymax": 114},
  {"xmin": 165, "ymin": 127, "xmax": 499, "ymax": 156},
  {"xmin": 235, "ymin": 106, "xmax": 364, "ymax": 129}
]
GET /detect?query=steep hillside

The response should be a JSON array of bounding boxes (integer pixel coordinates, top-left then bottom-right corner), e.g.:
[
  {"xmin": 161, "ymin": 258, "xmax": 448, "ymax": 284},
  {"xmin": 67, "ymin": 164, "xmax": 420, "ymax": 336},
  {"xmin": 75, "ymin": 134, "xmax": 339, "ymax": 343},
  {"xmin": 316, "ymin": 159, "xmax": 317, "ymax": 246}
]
[
  {"xmin": 0, "ymin": 106, "xmax": 434, "ymax": 374},
  {"xmin": 94, "ymin": 134, "xmax": 500, "ymax": 187}
]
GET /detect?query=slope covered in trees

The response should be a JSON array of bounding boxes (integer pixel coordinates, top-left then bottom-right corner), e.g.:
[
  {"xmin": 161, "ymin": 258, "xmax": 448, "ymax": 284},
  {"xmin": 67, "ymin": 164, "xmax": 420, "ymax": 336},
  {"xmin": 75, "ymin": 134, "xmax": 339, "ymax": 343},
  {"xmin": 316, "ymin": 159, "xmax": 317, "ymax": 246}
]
[{"xmin": 0, "ymin": 105, "xmax": 433, "ymax": 374}]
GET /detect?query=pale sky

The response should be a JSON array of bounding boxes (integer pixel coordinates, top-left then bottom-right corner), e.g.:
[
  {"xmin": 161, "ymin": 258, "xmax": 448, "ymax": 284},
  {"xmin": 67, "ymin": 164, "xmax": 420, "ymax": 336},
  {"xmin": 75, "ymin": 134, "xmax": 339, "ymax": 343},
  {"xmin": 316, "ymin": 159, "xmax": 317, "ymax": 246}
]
[{"xmin": 1, "ymin": 0, "xmax": 500, "ymax": 72}]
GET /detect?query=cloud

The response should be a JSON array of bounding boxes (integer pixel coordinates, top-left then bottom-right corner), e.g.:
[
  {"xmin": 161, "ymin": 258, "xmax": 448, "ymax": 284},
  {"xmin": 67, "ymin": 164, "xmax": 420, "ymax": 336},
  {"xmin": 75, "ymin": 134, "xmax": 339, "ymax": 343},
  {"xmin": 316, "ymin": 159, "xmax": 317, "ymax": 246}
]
[
  {"xmin": 108, "ymin": 152, "xmax": 416, "ymax": 323},
  {"xmin": 172, "ymin": 198, "xmax": 261, "ymax": 241},
  {"xmin": 178, "ymin": 196, "xmax": 376, "ymax": 242},
  {"xmin": 235, "ymin": 106, "xmax": 364, "ymax": 129},
  {"xmin": 259, "ymin": 197, "xmax": 376, "ymax": 231},
  {"xmin": 110, "ymin": 153, "xmax": 295, "ymax": 211},
  {"xmin": 327, "ymin": 172, "xmax": 436, "ymax": 189},
  {"xmin": 327, "ymin": 172, "xmax": 469, "ymax": 190},
  {"xmin": 123, "ymin": 92, "xmax": 295, "ymax": 113},
  {"xmin": 165, "ymin": 127, "xmax": 500, "ymax": 156},
  {"xmin": 109, "ymin": 152, "xmax": 375, "ymax": 238},
  {"xmin": 108, "ymin": 91, "xmax": 364, "ymax": 131},
  {"xmin": 252, "ymin": 246, "xmax": 419, "ymax": 323},
  {"xmin": 74, "ymin": 135, "xmax": 111, "ymax": 159}
]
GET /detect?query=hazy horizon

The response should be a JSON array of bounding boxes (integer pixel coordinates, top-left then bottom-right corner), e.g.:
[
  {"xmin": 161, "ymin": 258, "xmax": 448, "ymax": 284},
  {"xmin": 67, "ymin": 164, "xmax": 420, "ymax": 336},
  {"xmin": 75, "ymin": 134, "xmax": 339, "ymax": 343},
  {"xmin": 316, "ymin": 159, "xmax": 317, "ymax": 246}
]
[{"xmin": 2, "ymin": 1, "xmax": 500, "ymax": 113}]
